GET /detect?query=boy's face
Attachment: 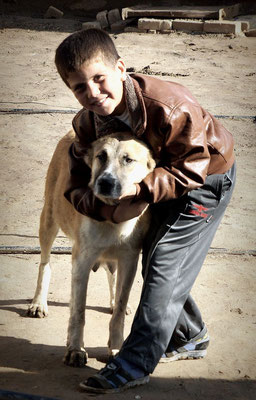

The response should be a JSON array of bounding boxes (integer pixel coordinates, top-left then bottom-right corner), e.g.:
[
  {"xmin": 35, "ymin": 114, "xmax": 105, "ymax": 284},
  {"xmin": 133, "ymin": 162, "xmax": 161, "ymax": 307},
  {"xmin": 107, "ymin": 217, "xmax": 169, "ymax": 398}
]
[{"xmin": 66, "ymin": 56, "xmax": 126, "ymax": 116}]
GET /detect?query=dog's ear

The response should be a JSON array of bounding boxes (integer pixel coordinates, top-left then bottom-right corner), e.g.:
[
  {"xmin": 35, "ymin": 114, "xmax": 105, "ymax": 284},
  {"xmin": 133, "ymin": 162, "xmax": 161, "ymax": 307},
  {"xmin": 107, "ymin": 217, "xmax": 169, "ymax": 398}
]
[
  {"xmin": 147, "ymin": 153, "xmax": 156, "ymax": 171},
  {"xmin": 84, "ymin": 146, "xmax": 93, "ymax": 168}
]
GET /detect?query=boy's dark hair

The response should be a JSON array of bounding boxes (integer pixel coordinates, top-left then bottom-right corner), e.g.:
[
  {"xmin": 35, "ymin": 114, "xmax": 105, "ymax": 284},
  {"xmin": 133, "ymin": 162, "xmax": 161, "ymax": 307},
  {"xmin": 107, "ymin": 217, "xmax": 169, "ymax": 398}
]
[{"xmin": 55, "ymin": 28, "xmax": 120, "ymax": 86}]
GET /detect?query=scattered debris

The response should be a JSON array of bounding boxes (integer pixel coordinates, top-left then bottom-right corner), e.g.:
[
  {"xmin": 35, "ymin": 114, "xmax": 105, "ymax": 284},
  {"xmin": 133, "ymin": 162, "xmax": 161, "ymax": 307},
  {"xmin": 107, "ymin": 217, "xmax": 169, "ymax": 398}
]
[
  {"xmin": 76, "ymin": 4, "xmax": 255, "ymax": 36},
  {"xmin": 127, "ymin": 65, "xmax": 190, "ymax": 77},
  {"xmin": 230, "ymin": 307, "xmax": 243, "ymax": 314},
  {"xmin": 120, "ymin": 3, "xmax": 255, "ymax": 36}
]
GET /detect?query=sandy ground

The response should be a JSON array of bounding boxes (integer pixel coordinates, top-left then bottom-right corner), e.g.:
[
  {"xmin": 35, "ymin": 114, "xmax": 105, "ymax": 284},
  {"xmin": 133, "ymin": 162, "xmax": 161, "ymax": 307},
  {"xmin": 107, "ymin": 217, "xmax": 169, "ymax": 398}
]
[{"xmin": 0, "ymin": 14, "xmax": 256, "ymax": 400}]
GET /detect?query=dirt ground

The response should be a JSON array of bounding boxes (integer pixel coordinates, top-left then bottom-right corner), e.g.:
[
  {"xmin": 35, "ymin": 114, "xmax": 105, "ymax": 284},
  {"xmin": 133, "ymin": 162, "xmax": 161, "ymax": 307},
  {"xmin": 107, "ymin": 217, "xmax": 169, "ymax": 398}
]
[{"xmin": 0, "ymin": 13, "xmax": 256, "ymax": 400}]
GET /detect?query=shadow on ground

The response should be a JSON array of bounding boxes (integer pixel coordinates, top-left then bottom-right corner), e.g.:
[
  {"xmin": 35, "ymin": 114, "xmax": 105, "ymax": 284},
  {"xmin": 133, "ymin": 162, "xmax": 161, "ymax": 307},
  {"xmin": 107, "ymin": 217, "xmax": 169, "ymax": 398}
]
[
  {"xmin": 0, "ymin": 299, "xmax": 111, "ymax": 317},
  {"xmin": 0, "ymin": 336, "xmax": 255, "ymax": 400}
]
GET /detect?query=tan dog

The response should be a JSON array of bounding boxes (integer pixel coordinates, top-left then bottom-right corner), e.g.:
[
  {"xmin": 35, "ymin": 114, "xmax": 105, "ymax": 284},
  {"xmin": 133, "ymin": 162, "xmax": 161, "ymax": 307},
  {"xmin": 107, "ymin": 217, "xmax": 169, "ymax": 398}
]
[{"xmin": 28, "ymin": 130, "xmax": 155, "ymax": 367}]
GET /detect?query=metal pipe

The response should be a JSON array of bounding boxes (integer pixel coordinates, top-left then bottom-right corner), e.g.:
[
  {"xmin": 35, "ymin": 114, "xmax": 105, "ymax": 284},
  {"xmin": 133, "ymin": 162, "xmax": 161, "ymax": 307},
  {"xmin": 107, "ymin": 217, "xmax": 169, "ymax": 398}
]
[{"xmin": 0, "ymin": 245, "xmax": 255, "ymax": 256}]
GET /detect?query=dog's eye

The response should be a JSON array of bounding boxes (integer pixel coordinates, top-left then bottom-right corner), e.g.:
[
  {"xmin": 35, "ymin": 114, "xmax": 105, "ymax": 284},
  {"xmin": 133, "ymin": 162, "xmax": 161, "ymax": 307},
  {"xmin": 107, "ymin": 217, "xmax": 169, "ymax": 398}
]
[
  {"xmin": 123, "ymin": 155, "xmax": 134, "ymax": 164},
  {"xmin": 96, "ymin": 150, "xmax": 107, "ymax": 163}
]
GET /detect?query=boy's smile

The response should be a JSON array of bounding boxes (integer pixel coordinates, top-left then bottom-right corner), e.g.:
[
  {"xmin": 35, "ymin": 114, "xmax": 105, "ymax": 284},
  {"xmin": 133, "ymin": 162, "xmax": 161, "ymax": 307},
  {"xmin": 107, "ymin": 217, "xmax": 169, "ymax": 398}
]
[{"xmin": 67, "ymin": 57, "xmax": 127, "ymax": 116}]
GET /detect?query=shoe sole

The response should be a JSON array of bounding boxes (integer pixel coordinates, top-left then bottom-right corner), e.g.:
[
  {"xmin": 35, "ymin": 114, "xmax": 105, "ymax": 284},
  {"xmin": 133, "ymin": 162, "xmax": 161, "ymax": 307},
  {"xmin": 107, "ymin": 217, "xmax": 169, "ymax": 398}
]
[
  {"xmin": 159, "ymin": 349, "xmax": 207, "ymax": 363},
  {"xmin": 79, "ymin": 375, "xmax": 150, "ymax": 394}
]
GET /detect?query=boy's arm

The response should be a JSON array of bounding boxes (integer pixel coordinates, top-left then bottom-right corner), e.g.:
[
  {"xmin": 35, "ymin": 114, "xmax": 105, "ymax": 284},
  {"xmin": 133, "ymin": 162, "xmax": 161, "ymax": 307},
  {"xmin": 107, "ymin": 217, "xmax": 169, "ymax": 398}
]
[
  {"xmin": 110, "ymin": 103, "xmax": 211, "ymax": 223},
  {"xmin": 137, "ymin": 103, "xmax": 211, "ymax": 203}
]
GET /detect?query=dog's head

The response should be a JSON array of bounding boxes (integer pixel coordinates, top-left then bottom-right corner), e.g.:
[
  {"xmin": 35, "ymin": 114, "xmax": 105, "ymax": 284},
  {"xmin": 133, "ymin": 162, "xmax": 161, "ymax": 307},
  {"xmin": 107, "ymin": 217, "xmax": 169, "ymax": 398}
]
[{"xmin": 84, "ymin": 132, "xmax": 155, "ymax": 205}]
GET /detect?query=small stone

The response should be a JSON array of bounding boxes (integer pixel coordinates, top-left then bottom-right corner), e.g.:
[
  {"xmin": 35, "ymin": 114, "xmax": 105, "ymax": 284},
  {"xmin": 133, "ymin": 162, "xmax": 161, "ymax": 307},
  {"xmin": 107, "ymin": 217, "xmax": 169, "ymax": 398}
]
[
  {"xmin": 44, "ymin": 6, "xmax": 63, "ymax": 19},
  {"xmin": 108, "ymin": 9, "xmax": 121, "ymax": 25},
  {"xmin": 82, "ymin": 21, "xmax": 101, "ymax": 30},
  {"xmin": 96, "ymin": 10, "xmax": 109, "ymax": 29}
]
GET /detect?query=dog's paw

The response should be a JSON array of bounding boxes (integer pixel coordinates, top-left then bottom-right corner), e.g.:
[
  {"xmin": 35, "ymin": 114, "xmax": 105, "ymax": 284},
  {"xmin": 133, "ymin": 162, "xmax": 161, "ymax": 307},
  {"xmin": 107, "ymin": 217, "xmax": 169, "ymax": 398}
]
[
  {"xmin": 63, "ymin": 348, "xmax": 88, "ymax": 368},
  {"xmin": 27, "ymin": 303, "xmax": 48, "ymax": 318}
]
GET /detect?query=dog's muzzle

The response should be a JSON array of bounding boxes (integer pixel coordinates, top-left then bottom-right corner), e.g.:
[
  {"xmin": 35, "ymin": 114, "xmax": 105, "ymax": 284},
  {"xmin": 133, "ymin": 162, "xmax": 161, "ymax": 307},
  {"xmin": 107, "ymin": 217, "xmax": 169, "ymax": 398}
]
[{"xmin": 95, "ymin": 172, "xmax": 122, "ymax": 198}]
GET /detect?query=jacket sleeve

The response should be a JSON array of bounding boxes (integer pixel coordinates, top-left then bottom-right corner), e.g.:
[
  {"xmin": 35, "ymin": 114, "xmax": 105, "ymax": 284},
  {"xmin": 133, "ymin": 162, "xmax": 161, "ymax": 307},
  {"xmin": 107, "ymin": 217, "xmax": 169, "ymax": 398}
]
[
  {"xmin": 105, "ymin": 102, "xmax": 212, "ymax": 223},
  {"xmin": 135, "ymin": 101, "xmax": 211, "ymax": 203},
  {"xmin": 64, "ymin": 141, "xmax": 117, "ymax": 221}
]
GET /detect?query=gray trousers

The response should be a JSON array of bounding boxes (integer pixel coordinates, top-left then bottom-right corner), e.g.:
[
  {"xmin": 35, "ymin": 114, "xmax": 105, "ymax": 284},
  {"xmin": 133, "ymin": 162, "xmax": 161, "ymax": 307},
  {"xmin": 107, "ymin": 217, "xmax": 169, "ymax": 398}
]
[{"xmin": 119, "ymin": 163, "xmax": 236, "ymax": 373}]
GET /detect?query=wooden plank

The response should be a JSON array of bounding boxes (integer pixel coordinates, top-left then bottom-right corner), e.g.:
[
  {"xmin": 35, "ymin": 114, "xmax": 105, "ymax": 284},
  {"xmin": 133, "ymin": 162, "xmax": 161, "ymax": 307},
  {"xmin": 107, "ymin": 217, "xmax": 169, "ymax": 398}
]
[{"xmin": 122, "ymin": 6, "xmax": 220, "ymax": 20}]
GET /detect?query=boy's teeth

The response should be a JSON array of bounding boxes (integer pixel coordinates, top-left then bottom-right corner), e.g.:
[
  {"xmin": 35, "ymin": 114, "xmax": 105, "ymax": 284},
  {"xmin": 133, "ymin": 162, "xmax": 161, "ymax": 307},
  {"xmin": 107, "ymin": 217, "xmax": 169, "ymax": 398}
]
[{"xmin": 96, "ymin": 98, "xmax": 106, "ymax": 105}]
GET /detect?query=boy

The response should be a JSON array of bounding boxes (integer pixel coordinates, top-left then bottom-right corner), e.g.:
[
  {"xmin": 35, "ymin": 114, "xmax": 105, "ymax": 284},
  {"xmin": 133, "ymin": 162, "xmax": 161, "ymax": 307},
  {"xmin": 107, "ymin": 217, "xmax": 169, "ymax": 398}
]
[{"xmin": 55, "ymin": 28, "xmax": 236, "ymax": 393}]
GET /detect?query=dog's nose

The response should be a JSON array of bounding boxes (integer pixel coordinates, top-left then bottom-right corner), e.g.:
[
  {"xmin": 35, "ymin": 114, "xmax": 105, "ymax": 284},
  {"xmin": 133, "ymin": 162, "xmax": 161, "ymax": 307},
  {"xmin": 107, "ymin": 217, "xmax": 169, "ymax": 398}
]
[{"xmin": 96, "ymin": 173, "xmax": 121, "ymax": 198}]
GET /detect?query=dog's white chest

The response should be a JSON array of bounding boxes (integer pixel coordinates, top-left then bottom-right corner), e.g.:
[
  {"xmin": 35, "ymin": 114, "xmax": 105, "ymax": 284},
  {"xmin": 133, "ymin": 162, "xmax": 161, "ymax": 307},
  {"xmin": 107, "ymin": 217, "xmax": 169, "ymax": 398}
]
[{"xmin": 79, "ymin": 216, "xmax": 139, "ymax": 249}]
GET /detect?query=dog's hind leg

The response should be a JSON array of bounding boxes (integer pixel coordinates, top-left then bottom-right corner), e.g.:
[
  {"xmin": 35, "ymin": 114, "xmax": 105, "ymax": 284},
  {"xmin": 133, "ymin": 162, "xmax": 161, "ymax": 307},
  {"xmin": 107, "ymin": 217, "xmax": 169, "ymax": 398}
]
[
  {"xmin": 104, "ymin": 261, "xmax": 117, "ymax": 313},
  {"xmin": 91, "ymin": 261, "xmax": 116, "ymax": 312},
  {"xmin": 28, "ymin": 204, "xmax": 59, "ymax": 318},
  {"xmin": 108, "ymin": 252, "xmax": 139, "ymax": 356},
  {"xmin": 104, "ymin": 261, "xmax": 132, "ymax": 315}
]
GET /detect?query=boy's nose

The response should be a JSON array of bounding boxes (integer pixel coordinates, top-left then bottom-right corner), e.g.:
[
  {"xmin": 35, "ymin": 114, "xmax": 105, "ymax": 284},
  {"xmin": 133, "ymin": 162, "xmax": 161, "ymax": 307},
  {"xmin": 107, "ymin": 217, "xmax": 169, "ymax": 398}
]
[{"xmin": 87, "ymin": 83, "xmax": 100, "ymax": 98}]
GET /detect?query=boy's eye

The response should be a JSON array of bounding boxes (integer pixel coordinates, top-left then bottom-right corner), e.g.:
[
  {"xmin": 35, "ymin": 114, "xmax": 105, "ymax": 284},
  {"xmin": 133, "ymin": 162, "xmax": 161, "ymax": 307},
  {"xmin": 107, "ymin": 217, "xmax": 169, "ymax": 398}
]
[
  {"xmin": 74, "ymin": 83, "xmax": 86, "ymax": 93},
  {"xmin": 94, "ymin": 75, "xmax": 104, "ymax": 83}
]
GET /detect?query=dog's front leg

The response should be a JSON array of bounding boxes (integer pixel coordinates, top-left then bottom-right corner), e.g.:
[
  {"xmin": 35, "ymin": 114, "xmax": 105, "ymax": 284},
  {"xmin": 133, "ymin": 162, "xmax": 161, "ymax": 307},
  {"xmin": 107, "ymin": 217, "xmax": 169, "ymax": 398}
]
[
  {"xmin": 28, "ymin": 207, "xmax": 59, "ymax": 318},
  {"xmin": 27, "ymin": 262, "xmax": 51, "ymax": 318},
  {"xmin": 108, "ymin": 252, "xmax": 139, "ymax": 356},
  {"xmin": 64, "ymin": 248, "xmax": 96, "ymax": 367}
]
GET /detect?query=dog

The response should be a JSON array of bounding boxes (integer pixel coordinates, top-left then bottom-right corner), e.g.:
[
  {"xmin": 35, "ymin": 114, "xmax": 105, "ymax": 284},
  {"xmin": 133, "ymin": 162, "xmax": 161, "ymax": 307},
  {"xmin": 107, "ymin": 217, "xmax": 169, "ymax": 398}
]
[{"xmin": 28, "ymin": 130, "xmax": 155, "ymax": 367}]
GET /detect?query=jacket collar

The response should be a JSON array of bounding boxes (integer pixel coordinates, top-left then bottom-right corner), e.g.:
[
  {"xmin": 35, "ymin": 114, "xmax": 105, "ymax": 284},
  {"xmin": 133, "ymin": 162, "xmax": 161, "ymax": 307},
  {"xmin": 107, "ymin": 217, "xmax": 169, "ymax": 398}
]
[{"xmin": 93, "ymin": 74, "xmax": 146, "ymax": 138}]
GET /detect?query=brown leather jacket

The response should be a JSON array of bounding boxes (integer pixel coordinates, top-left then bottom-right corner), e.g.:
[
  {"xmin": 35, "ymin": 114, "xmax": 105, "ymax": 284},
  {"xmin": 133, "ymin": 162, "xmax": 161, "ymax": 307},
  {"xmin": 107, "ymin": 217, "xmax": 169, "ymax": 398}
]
[{"xmin": 65, "ymin": 73, "xmax": 235, "ymax": 222}]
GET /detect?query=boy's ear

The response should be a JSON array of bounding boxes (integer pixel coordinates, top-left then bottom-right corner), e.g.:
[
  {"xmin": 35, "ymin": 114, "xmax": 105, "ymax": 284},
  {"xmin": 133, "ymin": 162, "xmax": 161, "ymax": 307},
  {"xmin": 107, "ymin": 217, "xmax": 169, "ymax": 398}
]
[{"xmin": 116, "ymin": 58, "xmax": 126, "ymax": 81}]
